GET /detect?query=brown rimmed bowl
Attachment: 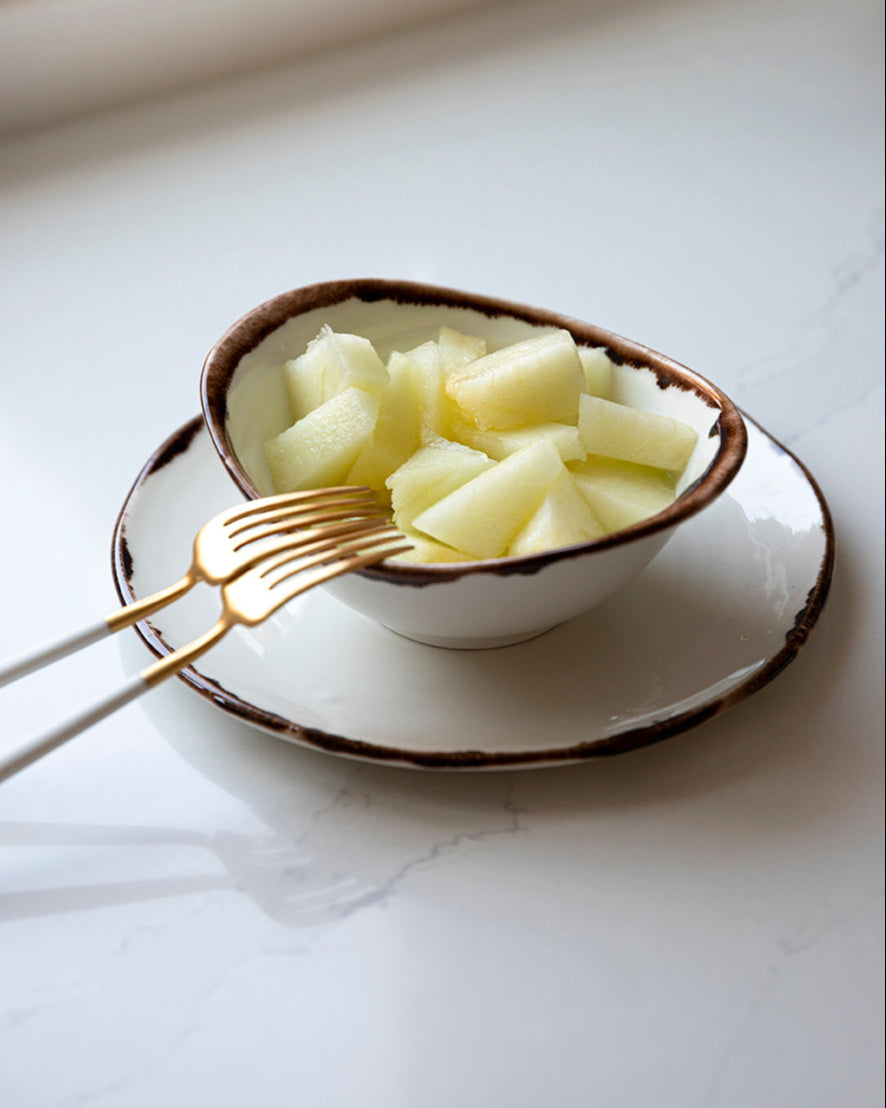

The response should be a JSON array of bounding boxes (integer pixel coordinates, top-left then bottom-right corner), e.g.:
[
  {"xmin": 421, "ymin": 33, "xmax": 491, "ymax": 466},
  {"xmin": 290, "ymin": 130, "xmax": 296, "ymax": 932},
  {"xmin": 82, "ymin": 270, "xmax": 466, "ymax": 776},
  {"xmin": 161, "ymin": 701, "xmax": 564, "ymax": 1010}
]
[{"xmin": 201, "ymin": 278, "xmax": 748, "ymax": 648}]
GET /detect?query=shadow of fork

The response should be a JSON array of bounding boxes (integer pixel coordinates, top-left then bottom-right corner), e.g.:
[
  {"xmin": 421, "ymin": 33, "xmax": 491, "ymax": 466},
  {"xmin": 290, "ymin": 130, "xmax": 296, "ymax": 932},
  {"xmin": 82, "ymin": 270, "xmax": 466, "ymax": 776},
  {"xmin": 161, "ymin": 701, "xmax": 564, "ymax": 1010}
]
[{"xmin": 0, "ymin": 820, "xmax": 372, "ymax": 925}]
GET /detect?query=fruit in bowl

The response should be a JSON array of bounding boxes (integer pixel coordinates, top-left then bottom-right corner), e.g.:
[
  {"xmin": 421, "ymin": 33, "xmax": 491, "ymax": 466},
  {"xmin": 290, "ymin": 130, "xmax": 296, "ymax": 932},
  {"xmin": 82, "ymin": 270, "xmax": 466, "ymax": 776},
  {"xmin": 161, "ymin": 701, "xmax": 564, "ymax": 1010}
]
[
  {"xmin": 263, "ymin": 322, "xmax": 704, "ymax": 565},
  {"xmin": 201, "ymin": 279, "xmax": 747, "ymax": 648}
]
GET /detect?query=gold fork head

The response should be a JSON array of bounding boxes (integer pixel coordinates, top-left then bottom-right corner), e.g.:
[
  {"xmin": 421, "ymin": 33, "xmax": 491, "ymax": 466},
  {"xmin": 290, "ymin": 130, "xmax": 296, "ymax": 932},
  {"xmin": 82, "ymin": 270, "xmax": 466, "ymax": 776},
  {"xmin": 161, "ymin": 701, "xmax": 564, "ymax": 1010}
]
[
  {"xmin": 193, "ymin": 487, "xmax": 382, "ymax": 583},
  {"xmin": 222, "ymin": 522, "xmax": 411, "ymax": 627},
  {"xmin": 140, "ymin": 519, "xmax": 411, "ymax": 688},
  {"xmin": 105, "ymin": 486, "xmax": 385, "ymax": 635}
]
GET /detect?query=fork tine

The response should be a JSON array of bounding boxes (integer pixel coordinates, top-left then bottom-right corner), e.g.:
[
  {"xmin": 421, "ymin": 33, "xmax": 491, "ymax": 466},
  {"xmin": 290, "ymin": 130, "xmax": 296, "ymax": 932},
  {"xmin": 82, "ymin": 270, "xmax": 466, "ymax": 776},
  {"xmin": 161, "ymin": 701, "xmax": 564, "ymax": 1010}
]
[
  {"xmin": 258, "ymin": 538, "xmax": 414, "ymax": 614},
  {"xmin": 224, "ymin": 485, "xmax": 371, "ymax": 515},
  {"xmin": 231, "ymin": 516, "xmax": 396, "ymax": 571},
  {"xmin": 223, "ymin": 487, "xmax": 374, "ymax": 530},
  {"xmin": 230, "ymin": 490, "xmax": 378, "ymax": 527},
  {"xmin": 275, "ymin": 515, "xmax": 393, "ymax": 548},
  {"xmin": 228, "ymin": 499, "xmax": 383, "ymax": 546},
  {"xmin": 258, "ymin": 524, "xmax": 405, "ymax": 588}
]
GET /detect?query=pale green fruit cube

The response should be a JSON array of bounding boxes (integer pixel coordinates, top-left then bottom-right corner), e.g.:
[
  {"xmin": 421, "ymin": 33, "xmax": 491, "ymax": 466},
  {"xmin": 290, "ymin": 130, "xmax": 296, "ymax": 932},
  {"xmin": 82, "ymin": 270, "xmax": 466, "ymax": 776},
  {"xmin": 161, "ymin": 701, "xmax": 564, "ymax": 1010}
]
[
  {"xmin": 570, "ymin": 457, "xmax": 676, "ymax": 533},
  {"xmin": 285, "ymin": 325, "xmax": 388, "ymax": 420},
  {"xmin": 402, "ymin": 339, "xmax": 441, "ymax": 369},
  {"xmin": 400, "ymin": 340, "xmax": 462, "ymax": 439},
  {"xmin": 386, "ymin": 439, "xmax": 494, "ymax": 530},
  {"xmin": 508, "ymin": 470, "xmax": 607, "ymax": 556},
  {"xmin": 445, "ymin": 329, "xmax": 586, "ymax": 430},
  {"xmin": 386, "ymin": 529, "xmax": 474, "ymax": 565},
  {"xmin": 411, "ymin": 438, "xmax": 564, "ymax": 559},
  {"xmin": 266, "ymin": 386, "xmax": 380, "ymax": 493},
  {"xmin": 345, "ymin": 351, "xmax": 424, "ymax": 494},
  {"xmin": 578, "ymin": 394, "xmax": 697, "ymax": 473},
  {"xmin": 456, "ymin": 420, "xmax": 586, "ymax": 463},
  {"xmin": 578, "ymin": 346, "xmax": 614, "ymax": 398},
  {"xmin": 437, "ymin": 326, "xmax": 487, "ymax": 371},
  {"xmin": 283, "ymin": 355, "xmax": 325, "ymax": 421}
]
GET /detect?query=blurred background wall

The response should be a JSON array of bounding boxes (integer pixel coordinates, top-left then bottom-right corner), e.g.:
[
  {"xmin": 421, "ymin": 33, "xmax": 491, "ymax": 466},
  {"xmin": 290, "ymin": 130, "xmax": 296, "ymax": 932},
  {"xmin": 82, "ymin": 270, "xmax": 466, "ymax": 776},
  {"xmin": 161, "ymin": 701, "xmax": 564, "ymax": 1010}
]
[{"xmin": 0, "ymin": 0, "xmax": 502, "ymax": 135}]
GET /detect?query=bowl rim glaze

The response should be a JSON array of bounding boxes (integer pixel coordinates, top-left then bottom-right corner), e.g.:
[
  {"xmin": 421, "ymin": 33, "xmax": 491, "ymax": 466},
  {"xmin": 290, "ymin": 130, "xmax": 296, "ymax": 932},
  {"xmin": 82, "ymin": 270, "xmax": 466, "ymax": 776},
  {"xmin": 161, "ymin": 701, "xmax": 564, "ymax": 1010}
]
[{"xmin": 200, "ymin": 277, "xmax": 748, "ymax": 583}]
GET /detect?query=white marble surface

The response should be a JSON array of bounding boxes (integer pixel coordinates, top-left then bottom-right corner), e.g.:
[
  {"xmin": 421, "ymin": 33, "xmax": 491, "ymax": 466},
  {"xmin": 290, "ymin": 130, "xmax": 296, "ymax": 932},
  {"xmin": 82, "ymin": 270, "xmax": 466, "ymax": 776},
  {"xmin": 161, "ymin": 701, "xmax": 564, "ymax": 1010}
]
[{"xmin": 0, "ymin": 0, "xmax": 882, "ymax": 1105}]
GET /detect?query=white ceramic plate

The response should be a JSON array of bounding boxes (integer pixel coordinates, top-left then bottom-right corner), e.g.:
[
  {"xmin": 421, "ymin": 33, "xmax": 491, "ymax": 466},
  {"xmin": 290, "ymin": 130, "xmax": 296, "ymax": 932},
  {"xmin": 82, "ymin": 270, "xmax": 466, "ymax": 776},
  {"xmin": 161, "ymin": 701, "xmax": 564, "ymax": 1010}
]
[{"xmin": 112, "ymin": 414, "xmax": 833, "ymax": 769}]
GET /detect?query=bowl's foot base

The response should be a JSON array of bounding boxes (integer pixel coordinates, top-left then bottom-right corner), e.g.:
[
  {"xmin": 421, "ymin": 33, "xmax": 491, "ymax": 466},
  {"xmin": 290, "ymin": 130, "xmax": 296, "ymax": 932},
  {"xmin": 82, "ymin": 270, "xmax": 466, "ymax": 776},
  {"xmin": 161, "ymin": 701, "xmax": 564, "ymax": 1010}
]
[{"xmin": 381, "ymin": 624, "xmax": 557, "ymax": 650}]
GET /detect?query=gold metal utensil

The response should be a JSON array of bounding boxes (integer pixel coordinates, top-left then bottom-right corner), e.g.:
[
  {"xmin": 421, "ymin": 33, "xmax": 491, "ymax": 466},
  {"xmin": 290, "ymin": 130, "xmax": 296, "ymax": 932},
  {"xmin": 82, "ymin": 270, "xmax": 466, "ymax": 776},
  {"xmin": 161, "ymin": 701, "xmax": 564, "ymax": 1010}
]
[
  {"xmin": 0, "ymin": 486, "xmax": 382, "ymax": 689},
  {"xmin": 0, "ymin": 491, "xmax": 409, "ymax": 782}
]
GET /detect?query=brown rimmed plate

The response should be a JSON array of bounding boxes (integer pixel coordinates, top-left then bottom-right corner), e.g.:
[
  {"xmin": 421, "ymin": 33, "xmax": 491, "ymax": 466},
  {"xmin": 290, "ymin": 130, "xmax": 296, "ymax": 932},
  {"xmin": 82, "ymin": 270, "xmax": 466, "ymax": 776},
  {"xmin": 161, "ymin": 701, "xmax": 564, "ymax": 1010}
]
[{"xmin": 112, "ymin": 413, "xmax": 833, "ymax": 769}]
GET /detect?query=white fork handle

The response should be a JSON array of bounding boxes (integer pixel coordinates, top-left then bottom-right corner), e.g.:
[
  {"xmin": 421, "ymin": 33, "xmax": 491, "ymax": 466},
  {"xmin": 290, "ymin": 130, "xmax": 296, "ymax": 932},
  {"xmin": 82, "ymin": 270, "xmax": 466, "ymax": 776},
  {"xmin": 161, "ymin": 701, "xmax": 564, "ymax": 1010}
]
[
  {"xmin": 0, "ymin": 575, "xmax": 193, "ymax": 690},
  {"xmin": 0, "ymin": 674, "xmax": 149, "ymax": 783},
  {"xmin": 1, "ymin": 619, "xmax": 229, "ymax": 784},
  {"xmin": 0, "ymin": 620, "xmax": 111, "ymax": 689}
]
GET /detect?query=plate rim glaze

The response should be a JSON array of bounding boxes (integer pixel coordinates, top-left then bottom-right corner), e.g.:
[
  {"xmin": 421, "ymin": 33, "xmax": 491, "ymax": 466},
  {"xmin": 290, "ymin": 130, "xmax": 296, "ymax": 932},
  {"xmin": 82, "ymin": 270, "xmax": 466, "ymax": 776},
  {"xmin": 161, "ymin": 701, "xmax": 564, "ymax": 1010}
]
[{"xmin": 111, "ymin": 413, "xmax": 835, "ymax": 769}]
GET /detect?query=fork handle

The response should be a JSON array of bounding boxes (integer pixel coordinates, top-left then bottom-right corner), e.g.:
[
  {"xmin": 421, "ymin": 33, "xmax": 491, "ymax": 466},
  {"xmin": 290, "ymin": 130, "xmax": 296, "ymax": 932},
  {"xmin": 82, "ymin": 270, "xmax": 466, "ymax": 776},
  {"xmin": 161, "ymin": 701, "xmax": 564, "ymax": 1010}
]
[
  {"xmin": 0, "ymin": 620, "xmax": 111, "ymax": 689},
  {"xmin": 0, "ymin": 619, "xmax": 230, "ymax": 783},
  {"xmin": 0, "ymin": 674, "xmax": 149, "ymax": 783},
  {"xmin": 0, "ymin": 574, "xmax": 194, "ymax": 690}
]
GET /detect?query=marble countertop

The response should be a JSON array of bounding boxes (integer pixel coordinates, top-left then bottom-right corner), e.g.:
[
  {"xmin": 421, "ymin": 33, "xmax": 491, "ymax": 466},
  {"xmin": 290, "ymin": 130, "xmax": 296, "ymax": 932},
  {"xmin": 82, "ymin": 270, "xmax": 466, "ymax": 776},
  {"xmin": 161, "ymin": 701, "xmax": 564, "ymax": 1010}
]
[{"xmin": 0, "ymin": 0, "xmax": 882, "ymax": 1104}]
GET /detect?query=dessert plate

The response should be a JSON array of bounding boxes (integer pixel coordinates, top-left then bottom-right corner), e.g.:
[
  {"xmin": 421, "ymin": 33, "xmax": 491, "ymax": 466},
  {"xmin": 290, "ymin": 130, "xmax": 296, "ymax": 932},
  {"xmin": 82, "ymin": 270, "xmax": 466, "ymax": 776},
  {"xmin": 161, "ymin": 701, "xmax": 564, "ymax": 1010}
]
[{"xmin": 112, "ymin": 415, "xmax": 833, "ymax": 769}]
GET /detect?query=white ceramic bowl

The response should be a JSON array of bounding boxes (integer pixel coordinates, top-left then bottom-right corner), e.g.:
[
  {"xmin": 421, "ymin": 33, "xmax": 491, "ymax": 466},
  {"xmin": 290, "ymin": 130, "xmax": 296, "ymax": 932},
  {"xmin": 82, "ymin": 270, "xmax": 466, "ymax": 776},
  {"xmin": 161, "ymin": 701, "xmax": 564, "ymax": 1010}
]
[{"xmin": 201, "ymin": 279, "xmax": 747, "ymax": 648}]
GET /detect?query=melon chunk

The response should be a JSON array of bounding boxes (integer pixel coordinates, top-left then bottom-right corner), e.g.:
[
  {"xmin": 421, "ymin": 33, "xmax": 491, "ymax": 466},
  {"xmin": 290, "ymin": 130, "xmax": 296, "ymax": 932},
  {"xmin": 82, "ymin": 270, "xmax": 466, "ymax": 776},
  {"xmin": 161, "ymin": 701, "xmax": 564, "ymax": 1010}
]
[
  {"xmin": 345, "ymin": 350, "xmax": 424, "ymax": 495},
  {"xmin": 387, "ymin": 529, "xmax": 474, "ymax": 565},
  {"xmin": 578, "ymin": 346, "xmax": 615, "ymax": 399},
  {"xmin": 445, "ymin": 329, "xmax": 586, "ymax": 430},
  {"xmin": 396, "ymin": 340, "xmax": 462, "ymax": 440},
  {"xmin": 285, "ymin": 325, "xmax": 388, "ymax": 421},
  {"xmin": 508, "ymin": 470, "xmax": 606, "ymax": 556},
  {"xmin": 570, "ymin": 457, "xmax": 676, "ymax": 532},
  {"xmin": 411, "ymin": 438, "xmax": 564, "ymax": 559},
  {"xmin": 386, "ymin": 439, "xmax": 494, "ymax": 530},
  {"xmin": 266, "ymin": 386, "xmax": 380, "ymax": 493},
  {"xmin": 455, "ymin": 420, "xmax": 585, "ymax": 463},
  {"xmin": 578, "ymin": 394, "xmax": 697, "ymax": 472},
  {"xmin": 438, "ymin": 325, "xmax": 487, "ymax": 371}
]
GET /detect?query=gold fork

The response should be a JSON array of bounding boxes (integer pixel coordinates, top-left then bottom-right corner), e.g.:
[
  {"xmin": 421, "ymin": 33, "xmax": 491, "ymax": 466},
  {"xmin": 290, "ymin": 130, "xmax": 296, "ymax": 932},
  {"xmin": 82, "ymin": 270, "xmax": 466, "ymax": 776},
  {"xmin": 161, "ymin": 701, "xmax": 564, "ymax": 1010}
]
[
  {"xmin": 0, "ymin": 515, "xmax": 410, "ymax": 782},
  {"xmin": 0, "ymin": 486, "xmax": 381, "ymax": 689}
]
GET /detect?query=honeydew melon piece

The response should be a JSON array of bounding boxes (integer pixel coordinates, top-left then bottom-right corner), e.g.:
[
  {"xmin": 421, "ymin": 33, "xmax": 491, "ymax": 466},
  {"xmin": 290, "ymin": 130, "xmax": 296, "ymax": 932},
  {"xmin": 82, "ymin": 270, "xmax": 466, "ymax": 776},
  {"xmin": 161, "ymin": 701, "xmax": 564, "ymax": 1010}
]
[
  {"xmin": 402, "ymin": 339, "xmax": 441, "ymax": 368},
  {"xmin": 386, "ymin": 439, "xmax": 494, "ymax": 530},
  {"xmin": 438, "ymin": 326, "xmax": 487, "ymax": 371},
  {"xmin": 266, "ymin": 386, "xmax": 380, "ymax": 493},
  {"xmin": 411, "ymin": 438, "xmax": 564, "ymax": 559},
  {"xmin": 394, "ymin": 340, "xmax": 461, "ymax": 440},
  {"xmin": 285, "ymin": 325, "xmax": 388, "ymax": 421},
  {"xmin": 570, "ymin": 457, "xmax": 676, "ymax": 533},
  {"xmin": 456, "ymin": 420, "xmax": 586, "ymax": 463},
  {"xmin": 386, "ymin": 529, "xmax": 475, "ymax": 565},
  {"xmin": 345, "ymin": 350, "xmax": 424, "ymax": 496},
  {"xmin": 508, "ymin": 470, "xmax": 607, "ymax": 556},
  {"xmin": 578, "ymin": 394, "xmax": 697, "ymax": 473},
  {"xmin": 445, "ymin": 329, "xmax": 587, "ymax": 430},
  {"xmin": 578, "ymin": 346, "xmax": 614, "ymax": 399}
]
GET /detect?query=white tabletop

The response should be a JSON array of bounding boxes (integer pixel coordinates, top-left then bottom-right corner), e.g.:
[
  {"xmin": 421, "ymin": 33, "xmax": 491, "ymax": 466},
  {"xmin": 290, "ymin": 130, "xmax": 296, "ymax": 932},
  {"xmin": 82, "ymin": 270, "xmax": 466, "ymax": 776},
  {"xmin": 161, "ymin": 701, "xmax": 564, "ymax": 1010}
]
[{"xmin": 1, "ymin": 1, "xmax": 883, "ymax": 1105}]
